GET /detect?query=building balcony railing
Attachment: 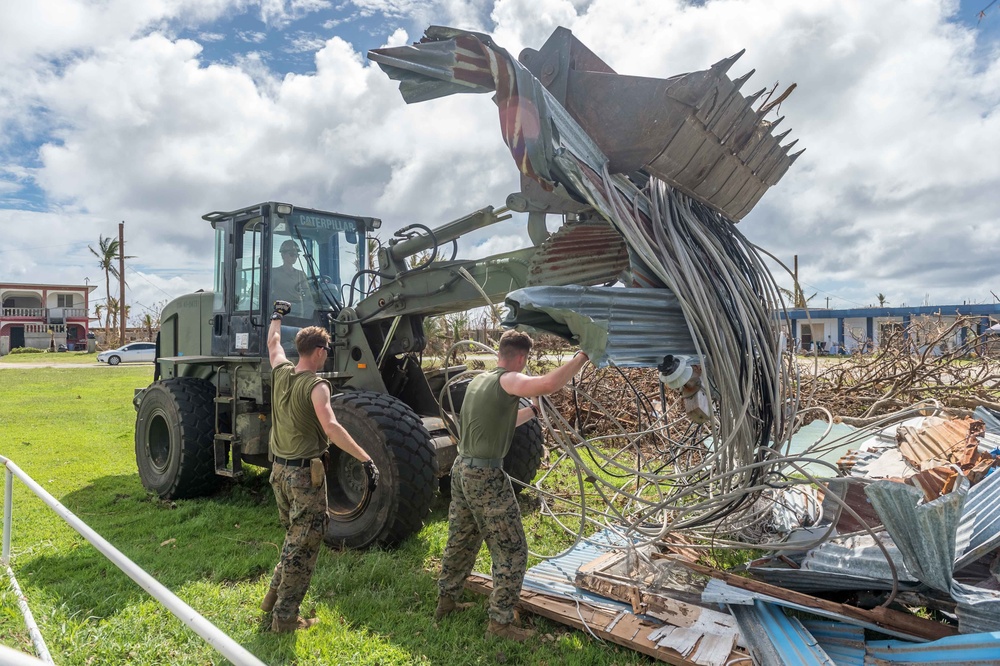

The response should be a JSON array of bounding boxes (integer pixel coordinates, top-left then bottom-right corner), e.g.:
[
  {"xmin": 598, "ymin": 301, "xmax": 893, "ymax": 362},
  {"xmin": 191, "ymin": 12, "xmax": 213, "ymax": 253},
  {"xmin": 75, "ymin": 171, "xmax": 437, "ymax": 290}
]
[
  {"xmin": 2, "ymin": 307, "xmax": 89, "ymax": 321},
  {"xmin": 2, "ymin": 307, "xmax": 46, "ymax": 318}
]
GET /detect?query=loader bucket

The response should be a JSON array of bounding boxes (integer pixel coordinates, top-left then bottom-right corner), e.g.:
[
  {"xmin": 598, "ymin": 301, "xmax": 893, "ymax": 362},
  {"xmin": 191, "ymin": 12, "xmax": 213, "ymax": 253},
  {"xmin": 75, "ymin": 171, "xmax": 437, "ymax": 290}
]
[
  {"xmin": 370, "ymin": 26, "xmax": 802, "ymax": 221},
  {"xmin": 519, "ymin": 28, "xmax": 803, "ymax": 220}
]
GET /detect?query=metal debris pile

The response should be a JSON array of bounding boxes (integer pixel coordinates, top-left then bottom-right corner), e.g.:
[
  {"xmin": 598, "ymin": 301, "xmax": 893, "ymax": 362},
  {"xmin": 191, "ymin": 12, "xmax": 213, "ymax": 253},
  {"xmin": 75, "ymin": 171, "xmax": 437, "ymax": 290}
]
[
  {"xmin": 371, "ymin": 24, "xmax": 1000, "ymax": 662},
  {"xmin": 478, "ymin": 401, "xmax": 1000, "ymax": 664}
]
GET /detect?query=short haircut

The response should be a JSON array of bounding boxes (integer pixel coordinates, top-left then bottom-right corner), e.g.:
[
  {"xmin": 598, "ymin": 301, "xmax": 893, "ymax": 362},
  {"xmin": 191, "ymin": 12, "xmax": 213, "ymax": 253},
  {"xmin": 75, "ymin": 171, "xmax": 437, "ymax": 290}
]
[
  {"xmin": 294, "ymin": 326, "xmax": 331, "ymax": 356},
  {"xmin": 498, "ymin": 329, "xmax": 533, "ymax": 360}
]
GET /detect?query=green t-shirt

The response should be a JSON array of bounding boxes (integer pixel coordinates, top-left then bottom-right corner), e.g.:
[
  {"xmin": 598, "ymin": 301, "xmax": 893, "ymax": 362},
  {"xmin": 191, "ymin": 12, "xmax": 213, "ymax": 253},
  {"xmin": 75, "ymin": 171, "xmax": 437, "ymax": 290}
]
[
  {"xmin": 269, "ymin": 361, "xmax": 329, "ymax": 460},
  {"xmin": 459, "ymin": 368, "xmax": 521, "ymax": 459}
]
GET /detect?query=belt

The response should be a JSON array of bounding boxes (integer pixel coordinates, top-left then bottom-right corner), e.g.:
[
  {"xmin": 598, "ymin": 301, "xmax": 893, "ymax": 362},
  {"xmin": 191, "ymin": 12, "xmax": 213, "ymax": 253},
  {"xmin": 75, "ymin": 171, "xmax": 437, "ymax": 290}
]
[
  {"xmin": 458, "ymin": 455, "xmax": 504, "ymax": 469},
  {"xmin": 273, "ymin": 455, "xmax": 312, "ymax": 468}
]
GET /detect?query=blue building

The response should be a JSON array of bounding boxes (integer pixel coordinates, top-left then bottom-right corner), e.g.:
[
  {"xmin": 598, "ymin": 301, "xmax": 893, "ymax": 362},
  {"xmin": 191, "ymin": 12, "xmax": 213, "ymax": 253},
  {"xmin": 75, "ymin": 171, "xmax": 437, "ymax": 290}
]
[{"xmin": 778, "ymin": 304, "xmax": 1000, "ymax": 354}]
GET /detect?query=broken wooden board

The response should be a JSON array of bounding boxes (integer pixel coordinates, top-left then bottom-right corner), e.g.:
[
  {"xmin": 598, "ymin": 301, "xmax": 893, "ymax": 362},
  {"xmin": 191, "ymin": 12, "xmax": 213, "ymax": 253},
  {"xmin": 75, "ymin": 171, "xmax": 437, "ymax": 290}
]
[
  {"xmin": 660, "ymin": 555, "xmax": 958, "ymax": 641},
  {"xmin": 464, "ymin": 573, "xmax": 749, "ymax": 666},
  {"xmin": 576, "ymin": 550, "xmax": 711, "ymax": 609}
]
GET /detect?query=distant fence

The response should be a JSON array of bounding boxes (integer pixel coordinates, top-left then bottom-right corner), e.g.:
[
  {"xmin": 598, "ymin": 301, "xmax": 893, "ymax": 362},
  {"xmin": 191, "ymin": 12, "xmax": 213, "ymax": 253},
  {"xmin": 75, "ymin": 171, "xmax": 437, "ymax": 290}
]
[{"xmin": 0, "ymin": 455, "xmax": 266, "ymax": 666}]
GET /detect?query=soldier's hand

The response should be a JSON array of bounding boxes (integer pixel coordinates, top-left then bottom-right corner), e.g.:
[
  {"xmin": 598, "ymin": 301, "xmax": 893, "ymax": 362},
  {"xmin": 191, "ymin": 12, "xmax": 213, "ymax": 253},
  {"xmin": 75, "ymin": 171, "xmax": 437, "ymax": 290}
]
[
  {"xmin": 271, "ymin": 300, "xmax": 292, "ymax": 321},
  {"xmin": 363, "ymin": 459, "xmax": 379, "ymax": 492}
]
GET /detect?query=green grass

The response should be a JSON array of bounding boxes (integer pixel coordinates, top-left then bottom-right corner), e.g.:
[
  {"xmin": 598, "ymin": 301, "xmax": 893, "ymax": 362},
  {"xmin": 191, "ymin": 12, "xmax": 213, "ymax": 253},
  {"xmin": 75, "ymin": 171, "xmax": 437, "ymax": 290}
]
[
  {"xmin": 0, "ymin": 368, "xmax": 649, "ymax": 665},
  {"xmin": 0, "ymin": 351, "xmax": 101, "ymax": 364}
]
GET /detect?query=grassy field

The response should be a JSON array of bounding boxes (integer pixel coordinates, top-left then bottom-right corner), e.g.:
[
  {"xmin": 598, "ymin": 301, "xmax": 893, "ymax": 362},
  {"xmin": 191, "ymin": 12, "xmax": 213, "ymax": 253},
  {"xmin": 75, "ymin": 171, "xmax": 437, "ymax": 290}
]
[
  {"xmin": 0, "ymin": 367, "xmax": 648, "ymax": 665},
  {"xmin": 0, "ymin": 350, "xmax": 102, "ymax": 364}
]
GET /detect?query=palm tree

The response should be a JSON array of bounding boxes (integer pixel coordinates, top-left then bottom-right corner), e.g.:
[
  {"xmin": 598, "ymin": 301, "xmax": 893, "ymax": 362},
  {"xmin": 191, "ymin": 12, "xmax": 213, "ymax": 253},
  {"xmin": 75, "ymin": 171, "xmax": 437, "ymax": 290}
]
[
  {"xmin": 778, "ymin": 285, "xmax": 817, "ymax": 309},
  {"xmin": 89, "ymin": 234, "xmax": 135, "ymax": 344},
  {"xmin": 106, "ymin": 297, "xmax": 131, "ymax": 346},
  {"xmin": 141, "ymin": 313, "xmax": 154, "ymax": 341},
  {"xmin": 94, "ymin": 303, "xmax": 104, "ymax": 343},
  {"xmin": 877, "ymin": 293, "xmax": 889, "ymax": 307}
]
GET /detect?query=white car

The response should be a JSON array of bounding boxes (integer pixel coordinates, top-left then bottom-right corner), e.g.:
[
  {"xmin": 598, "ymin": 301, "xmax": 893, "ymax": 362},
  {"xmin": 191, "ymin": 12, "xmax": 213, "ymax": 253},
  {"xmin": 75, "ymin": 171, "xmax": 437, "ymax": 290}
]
[{"xmin": 97, "ymin": 342, "xmax": 156, "ymax": 366}]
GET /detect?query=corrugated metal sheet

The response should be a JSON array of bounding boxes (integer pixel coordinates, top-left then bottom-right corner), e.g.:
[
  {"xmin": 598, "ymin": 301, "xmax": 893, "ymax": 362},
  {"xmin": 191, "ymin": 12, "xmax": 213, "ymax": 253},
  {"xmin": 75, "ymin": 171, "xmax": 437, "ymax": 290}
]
[
  {"xmin": 801, "ymin": 620, "xmax": 866, "ymax": 666},
  {"xmin": 973, "ymin": 406, "xmax": 1000, "ymax": 437},
  {"xmin": 865, "ymin": 629, "xmax": 1000, "ymax": 663},
  {"xmin": 850, "ymin": 448, "xmax": 915, "ymax": 480},
  {"xmin": 749, "ymin": 534, "xmax": 920, "ymax": 593},
  {"xmin": 952, "ymin": 581, "xmax": 1000, "ymax": 634},
  {"xmin": 864, "ymin": 479, "xmax": 966, "ymax": 593},
  {"xmin": 504, "ymin": 285, "xmax": 696, "ymax": 367},
  {"xmin": 955, "ymin": 465, "xmax": 1000, "ymax": 570},
  {"xmin": 525, "ymin": 221, "xmax": 629, "ymax": 288},
  {"xmin": 727, "ymin": 600, "xmax": 836, "ymax": 665},
  {"xmin": 897, "ymin": 417, "xmax": 984, "ymax": 468},
  {"xmin": 521, "ymin": 530, "xmax": 632, "ymax": 609}
]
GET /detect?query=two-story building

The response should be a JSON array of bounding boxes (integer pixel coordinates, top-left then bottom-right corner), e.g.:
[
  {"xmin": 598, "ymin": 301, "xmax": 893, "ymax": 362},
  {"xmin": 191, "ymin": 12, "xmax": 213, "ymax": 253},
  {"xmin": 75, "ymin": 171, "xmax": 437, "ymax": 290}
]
[{"xmin": 0, "ymin": 282, "xmax": 97, "ymax": 354}]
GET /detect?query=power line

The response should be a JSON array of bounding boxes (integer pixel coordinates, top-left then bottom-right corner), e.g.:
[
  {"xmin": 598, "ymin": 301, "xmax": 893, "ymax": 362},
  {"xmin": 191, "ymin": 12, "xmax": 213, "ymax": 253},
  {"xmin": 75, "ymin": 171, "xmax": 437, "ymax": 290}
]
[{"xmin": 125, "ymin": 265, "xmax": 175, "ymax": 299}]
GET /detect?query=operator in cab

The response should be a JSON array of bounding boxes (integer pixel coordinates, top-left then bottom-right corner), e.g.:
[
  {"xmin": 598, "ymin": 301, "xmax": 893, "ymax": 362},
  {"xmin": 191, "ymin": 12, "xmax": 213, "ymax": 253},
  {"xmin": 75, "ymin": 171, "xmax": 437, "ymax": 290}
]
[
  {"xmin": 435, "ymin": 330, "xmax": 589, "ymax": 641},
  {"xmin": 271, "ymin": 240, "xmax": 308, "ymax": 315},
  {"xmin": 261, "ymin": 299, "xmax": 380, "ymax": 633}
]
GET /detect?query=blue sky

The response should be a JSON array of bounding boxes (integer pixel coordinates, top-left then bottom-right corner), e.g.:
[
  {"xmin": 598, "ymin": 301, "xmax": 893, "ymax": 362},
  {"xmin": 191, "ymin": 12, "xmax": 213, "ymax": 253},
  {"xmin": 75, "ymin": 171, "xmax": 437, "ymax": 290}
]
[{"xmin": 1, "ymin": 0, "xmax": 999, "ymax": 317}]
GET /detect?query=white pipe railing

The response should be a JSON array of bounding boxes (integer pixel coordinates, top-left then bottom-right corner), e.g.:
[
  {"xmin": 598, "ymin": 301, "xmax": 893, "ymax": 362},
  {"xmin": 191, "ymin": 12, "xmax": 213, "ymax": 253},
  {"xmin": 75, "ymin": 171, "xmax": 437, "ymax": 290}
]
[
  {"xmin": 0, "ymin": 644, "xmax": 49, "ymax": 666},
  {"xmin": 0, "ymin": 456, "xmax": 267, "ymax": 666}
]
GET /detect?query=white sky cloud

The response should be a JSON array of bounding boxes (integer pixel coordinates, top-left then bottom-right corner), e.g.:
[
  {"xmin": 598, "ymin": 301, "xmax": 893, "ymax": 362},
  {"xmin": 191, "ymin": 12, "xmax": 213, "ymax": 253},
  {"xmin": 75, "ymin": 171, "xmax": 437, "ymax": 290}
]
[{"xmin": 1, "ymin": 0, "xmax": 999, "ymax": 317}]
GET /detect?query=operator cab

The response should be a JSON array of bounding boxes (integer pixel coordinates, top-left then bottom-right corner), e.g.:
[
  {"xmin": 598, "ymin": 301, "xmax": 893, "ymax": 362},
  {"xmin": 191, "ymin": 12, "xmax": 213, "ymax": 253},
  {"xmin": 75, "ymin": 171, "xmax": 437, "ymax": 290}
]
[{"xmin": 203, "ymin": 202, "xmax": 379, "ymax": 360}]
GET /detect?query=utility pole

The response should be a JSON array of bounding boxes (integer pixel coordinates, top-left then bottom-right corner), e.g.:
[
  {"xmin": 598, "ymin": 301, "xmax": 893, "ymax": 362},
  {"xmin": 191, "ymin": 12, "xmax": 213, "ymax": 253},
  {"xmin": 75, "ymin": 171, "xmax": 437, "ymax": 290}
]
[
  {"xmin": 826, "ymin": 296, "xmax": 830, "ymax": 309},
  {"xmin": 793, "ymin": 255, "xmax": 802, "ymax": 308},
  {"xmin": 118, "ymin": 222, "xmax": 126, "ymax": 346}
]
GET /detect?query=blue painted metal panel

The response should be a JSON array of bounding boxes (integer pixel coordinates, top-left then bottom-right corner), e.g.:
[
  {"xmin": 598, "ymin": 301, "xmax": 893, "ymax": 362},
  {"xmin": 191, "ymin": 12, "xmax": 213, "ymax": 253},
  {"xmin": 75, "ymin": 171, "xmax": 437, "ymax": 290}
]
[
  {"xmin": 865, "ymin": 630, "xmax": 1000, "ymax": 663},
  {"xmin": 728, "ymin": 600, "xmax": 836, "ymax": 665},
  {"xmin": 801, "ymin": 620, "xmax": 866, "ymax": 666}
]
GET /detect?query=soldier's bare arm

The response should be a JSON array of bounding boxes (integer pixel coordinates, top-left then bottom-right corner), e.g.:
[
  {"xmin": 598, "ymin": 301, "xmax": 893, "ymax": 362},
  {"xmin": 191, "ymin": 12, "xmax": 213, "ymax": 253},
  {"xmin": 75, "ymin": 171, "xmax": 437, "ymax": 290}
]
[
  {"xmin": 310, "ymin": 382, "xmax": 372, "ymax": 464},
  {"xmin": 500, "ymin": 351, "xmax": 588, "ymax": 398}
]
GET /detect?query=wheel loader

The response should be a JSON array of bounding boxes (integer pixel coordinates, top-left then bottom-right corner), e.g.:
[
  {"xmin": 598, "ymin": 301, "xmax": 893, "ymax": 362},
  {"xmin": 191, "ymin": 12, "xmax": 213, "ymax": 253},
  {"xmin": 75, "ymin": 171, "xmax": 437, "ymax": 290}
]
[{"xmin": 133, "ymin": 25, "xmax": 801, "ymax": 550}]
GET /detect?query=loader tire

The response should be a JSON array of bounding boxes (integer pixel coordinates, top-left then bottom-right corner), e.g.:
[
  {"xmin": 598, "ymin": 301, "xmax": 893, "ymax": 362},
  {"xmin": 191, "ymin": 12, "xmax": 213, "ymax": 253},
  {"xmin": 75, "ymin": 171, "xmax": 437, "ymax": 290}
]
[
  {"xmin": 441, "ymin": 379, "xmax": 545, "ymax": 494},
  {"xmin": 135, "ymin": 378, "xmax": 220, "ymax": 500},
  {"xmin": 326, "ymin": 390, "xmax": 437, "ymax": 549}
]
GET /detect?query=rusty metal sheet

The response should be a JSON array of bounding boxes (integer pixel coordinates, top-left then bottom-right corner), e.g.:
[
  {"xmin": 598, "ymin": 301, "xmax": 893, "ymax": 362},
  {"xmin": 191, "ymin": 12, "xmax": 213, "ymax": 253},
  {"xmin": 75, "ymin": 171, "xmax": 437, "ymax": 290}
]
[
  {"xmin": 525, "ymin": 221, "xmax": 629, "ymax": 287},
  {"xmin": 897, "ymin": 417, "xmax": 985, "ymax": 468}
]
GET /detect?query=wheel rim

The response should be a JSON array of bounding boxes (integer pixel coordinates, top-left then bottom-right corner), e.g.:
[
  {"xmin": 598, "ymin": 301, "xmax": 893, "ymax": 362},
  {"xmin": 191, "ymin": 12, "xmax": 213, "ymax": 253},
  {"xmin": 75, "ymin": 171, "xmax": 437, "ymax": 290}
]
[
  {"xmin": 327, "ymin": 450, "xmax": 370, "ymax": 520},
  {"xmin": 146, "ymin": 411, "xmax": 171, "ymax": 473}
]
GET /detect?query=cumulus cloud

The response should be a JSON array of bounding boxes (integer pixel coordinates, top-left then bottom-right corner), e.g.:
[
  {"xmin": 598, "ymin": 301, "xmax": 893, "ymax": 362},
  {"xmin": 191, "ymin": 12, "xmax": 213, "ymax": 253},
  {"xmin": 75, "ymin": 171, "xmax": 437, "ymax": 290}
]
[{"xmin": 1, "ymin": 0, "xmax": 999, "ymax": 312}]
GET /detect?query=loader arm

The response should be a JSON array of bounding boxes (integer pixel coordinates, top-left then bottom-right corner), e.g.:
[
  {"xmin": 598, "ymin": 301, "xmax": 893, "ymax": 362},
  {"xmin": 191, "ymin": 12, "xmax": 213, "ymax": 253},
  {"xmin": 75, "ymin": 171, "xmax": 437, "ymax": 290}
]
[{"xmin": 354, "ymin": 247, "xmax": 535, "ymax": 322}]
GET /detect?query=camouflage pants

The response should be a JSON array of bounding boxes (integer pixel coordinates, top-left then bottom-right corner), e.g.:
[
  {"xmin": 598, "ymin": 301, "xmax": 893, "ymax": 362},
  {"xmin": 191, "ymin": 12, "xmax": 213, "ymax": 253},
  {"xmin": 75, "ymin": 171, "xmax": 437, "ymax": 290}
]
[
  {"xmin": 269, "ymin": 463, "xmax": 328, "ymax": 622},
  {"xmin": 439, "ymin": 457, "xmax": 527, "ymax": 624}
]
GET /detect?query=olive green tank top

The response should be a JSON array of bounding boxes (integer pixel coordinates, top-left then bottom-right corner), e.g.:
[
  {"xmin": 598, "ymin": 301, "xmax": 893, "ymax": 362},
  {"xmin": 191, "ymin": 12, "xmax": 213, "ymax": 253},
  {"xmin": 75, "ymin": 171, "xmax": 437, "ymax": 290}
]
[
  {"xmin": 269, "ymin": 361, "xmax": 329, "ymax": 460},
  {"xmin": 459, "ymin": 368, "xmax": 521, "ymax": 459}
]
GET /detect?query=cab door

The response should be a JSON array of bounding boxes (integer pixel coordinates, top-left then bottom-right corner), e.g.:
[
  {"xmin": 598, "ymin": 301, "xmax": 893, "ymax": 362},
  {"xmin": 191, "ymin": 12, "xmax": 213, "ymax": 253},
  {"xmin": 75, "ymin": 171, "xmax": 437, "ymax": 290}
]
[{"xmin": 227, "ymin": 214, "xmax": 266, "ymax": 358}]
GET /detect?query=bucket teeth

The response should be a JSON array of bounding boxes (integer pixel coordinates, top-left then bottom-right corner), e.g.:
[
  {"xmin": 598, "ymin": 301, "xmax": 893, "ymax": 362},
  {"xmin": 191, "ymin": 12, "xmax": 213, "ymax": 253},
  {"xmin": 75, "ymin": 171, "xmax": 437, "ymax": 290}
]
[
  {"xmin": 711, "ymin": 50, "xmax": 746, "ymax": 75},
  {"xmin": 731, "ymin": 70, "xmax": 755, "ymax": 90}
]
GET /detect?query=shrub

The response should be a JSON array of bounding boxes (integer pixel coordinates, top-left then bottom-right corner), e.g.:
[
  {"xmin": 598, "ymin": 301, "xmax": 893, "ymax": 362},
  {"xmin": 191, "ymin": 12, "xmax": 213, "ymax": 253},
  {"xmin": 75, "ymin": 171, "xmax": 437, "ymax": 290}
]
[{"xmin": 9, "ymin": 347, "xmax": 45, "ymax": 355}]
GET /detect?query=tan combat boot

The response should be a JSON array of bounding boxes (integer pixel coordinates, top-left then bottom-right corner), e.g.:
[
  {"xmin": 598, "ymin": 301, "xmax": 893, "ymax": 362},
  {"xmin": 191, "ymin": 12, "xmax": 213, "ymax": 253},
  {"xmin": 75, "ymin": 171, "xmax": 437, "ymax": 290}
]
[
  {"xmin": 434, "ymin": 596, "xmax": 475, "ymax": 620},
  {"xmin": 260, "ymin": 587, "xmax": 278, "ymax": 613},
  {"xmin": 486, "ymin": 619, "xmax": 536, "ymax": 642},
  {"xmin": 270, "ymin": 616, "xmax": 319, "ymax": 633}
]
